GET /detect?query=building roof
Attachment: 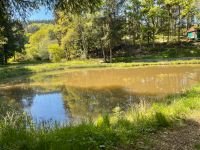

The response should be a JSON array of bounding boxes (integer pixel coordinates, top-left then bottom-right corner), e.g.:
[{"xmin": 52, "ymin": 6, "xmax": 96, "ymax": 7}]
[{"xmin": 187, "ymin": 26, "xmax": 197, "ymax": 32}]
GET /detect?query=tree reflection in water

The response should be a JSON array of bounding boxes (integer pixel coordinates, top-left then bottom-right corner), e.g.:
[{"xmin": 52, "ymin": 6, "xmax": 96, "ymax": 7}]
[{"xmin": 0, "ymin": 66, "xmax": 200, "ymax": 124}]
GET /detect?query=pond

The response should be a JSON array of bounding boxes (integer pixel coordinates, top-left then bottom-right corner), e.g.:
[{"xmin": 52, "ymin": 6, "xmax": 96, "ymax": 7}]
[{"xmin": 0, "ymin": 65, "xmax": 200, "ymax": 124}]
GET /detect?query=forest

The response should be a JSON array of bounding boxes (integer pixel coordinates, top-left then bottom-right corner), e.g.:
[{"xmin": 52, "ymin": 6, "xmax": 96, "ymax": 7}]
[{"xmin": 1, "ymin": 0, "xmax": 200, "ymax": 65}]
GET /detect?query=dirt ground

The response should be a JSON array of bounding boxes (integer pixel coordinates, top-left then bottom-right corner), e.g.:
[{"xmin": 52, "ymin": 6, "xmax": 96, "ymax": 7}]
[
  {"xmin": 148, "ymin": 119, "xmax": 200, "ymax": 150},
  {"xmin": 125, "ymin": 111, "xmax": 200, "ymax": 150},
  {"xmin": 129, "ymin": 117, "xmax": 200, "ymax": 150}
]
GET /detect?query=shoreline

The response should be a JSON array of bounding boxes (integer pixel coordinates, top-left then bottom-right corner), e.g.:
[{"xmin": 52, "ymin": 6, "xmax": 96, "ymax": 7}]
[{"xmin": 1, "ymin": 58, "xmax": 200, "ymax": 80}]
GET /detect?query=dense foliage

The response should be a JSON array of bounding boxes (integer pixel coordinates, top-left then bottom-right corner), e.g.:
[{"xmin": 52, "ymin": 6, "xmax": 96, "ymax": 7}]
[
  {"xmin": 0, "ymin": 0, "xmax": 102, "ymax": 64},
  {"xmin": 0, "ymin": 15, "xmax": 25, "ymax": 64},
  {"xmin": 25, "ymin": 24, "xmax": 56, "ymax": 61},
  {"xmin": 0, "ymin": 0, "xmax": 200, "ymax": 64}
]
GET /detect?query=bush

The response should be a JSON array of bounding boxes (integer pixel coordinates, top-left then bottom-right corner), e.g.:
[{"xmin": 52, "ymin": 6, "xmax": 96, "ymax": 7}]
[
  {"xmin": 9, "ymin": 52, "xmax": 26, "ymax": 62},
  {"xmin": 48, "ymin": 44, "xmax": 65, "ymax": 62},
  {"xmin": 155, "ymin": 112, "xmax": 169, "ymax": 128}
]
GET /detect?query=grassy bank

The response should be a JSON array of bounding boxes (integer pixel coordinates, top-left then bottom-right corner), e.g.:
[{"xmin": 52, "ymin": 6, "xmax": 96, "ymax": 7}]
[
  {"xmin": 1, "ymin": 58, "xmax": 200, "ymax": 80},
  {"xmin": 0, "ymin": 85, "xmax": 199, "ymax": 149}
]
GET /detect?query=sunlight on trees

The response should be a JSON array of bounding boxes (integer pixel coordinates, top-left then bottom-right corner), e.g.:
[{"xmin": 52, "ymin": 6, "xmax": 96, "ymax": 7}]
[
  {"xmin": 48, "ymin": 44, "xmax": 65, "ymax": 62},
  {"xmin": 1, "ymin": 0, "xmax": 200, "ymax": 64},
  {"xmin": 25, "ymin": 24, "xmax": 56, "ymax": 61}
]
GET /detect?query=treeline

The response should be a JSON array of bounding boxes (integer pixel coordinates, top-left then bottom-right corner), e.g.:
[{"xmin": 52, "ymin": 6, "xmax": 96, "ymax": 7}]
[
  {"xmin": 27, "ymin": 20, "xmax": 55, "ymax": 24},
  {"xmin": 1, "ymin": 0, "xmax": 200, "ymax": 64}
]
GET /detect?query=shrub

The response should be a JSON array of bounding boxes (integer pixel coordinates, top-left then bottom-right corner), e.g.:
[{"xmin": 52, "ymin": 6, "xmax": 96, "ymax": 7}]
[
  {"xmin": 48, "ymin": 44, "xmax": 65, "ymax": 62},
  {"xmin": 154, "ymin": 112, "xmax": 170, "ymax": 128},
  {"xmin": 9, "ymin": 52, "xmax": 26, "ymax": 62}
]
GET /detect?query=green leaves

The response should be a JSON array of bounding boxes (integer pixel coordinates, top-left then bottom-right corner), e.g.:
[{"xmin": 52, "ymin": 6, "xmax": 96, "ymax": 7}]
[
  {"xmin": 54, "ymin": 0, "xmax": 103, "ymax": 14},
  {"xmin": 48, "ymin": 44, "xmax": 65, "ymax": 62},
  {"xmin": 25, "ymin": 24, "xmax": 56, "ymax": 61}
]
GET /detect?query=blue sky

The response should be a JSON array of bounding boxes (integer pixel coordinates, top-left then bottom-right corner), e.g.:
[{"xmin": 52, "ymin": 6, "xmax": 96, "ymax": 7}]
[{"xmin": 28, "ymin": 7, "xmax": 54, "ymax": 20}]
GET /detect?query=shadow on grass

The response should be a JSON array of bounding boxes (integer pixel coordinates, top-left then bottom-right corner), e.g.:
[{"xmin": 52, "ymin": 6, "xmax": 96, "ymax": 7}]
[
  {"xmin": 0, "ymin": 66, "xmax": 33, "ymax": 80},
  {"xmin": 112, "ymin": 41, "xmax": 200, "ymax": 63},
  {"xmin": 112, "ymin": 56, "xmax": 200, "ymax": 63}
]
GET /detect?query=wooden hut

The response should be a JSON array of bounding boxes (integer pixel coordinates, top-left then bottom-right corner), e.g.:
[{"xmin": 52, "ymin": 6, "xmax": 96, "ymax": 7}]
[{"xmin": 187, "ymin": 26, "xmax": 200, "ymax": 40}]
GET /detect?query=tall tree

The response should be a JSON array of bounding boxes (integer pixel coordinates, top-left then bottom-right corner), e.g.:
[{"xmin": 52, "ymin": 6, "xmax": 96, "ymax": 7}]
[
  {"xmin": 0, "ymin": 17, "xmax": 25, "ymax": 64},
  {"xmin": 101, "ymin": 0, "xmax": 126, "ymax": 62}
]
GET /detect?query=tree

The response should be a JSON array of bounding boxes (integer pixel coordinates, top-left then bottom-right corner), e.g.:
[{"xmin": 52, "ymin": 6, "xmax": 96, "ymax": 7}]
[
  {"xmin": 0, "ymin": 0, "xmax": 103, "ymax": 64},
  {"xmin": 0, "ymin": 0, "xmax": 39, "ymax": 20},
  {"xmin": 25, "ymin": 24, "xmax": 56, "ymax": 61},
  {"xmin": 100, "ymin": 0, "xmax": 126, "ymax": 62},
  {"xmin": 126, "ymin": 0, "xmax": 142, "ymax": 45},
  {"xmin": 48, "ymin": 0, "xmax": 102, "ymax": 14},
  {"xmin": 55, "ymin": 12, "xmax": 100, "ymax": 60},
  {"xmin": 48, "ymin": 44, "xmax": 65, "ymax": 62},
  {"xmin": 0, "ymin": 0, "xmax": 37, "ymax": 64},
  {"xmin": 0, "ymin": 15, "xmax": 25, "ymax": 64},
  {"xmin": 141, "ymin": 0, "xmax": 164, "ymax": 47},
  {"xmin": 2, "ymin": 0, "xmax": 200, "ymax": 64}
]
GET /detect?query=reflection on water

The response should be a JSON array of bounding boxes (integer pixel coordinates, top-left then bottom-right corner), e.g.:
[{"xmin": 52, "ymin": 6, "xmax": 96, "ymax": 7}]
[
  {"xmin": 23, "ymin": 93, "xmax": 69, "ymax": 124},
  {"xmin": 0, "ymin": 65, "xmax": 200, "ymax": 124}
]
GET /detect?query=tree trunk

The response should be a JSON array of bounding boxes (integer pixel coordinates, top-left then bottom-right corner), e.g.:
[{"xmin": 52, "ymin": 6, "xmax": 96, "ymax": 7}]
[
  {"xmin": 167, "ymin": 7, "xmax": 171, "ymax": 44},
  {"xmin": 100, "ymin": 39, "xmax": 106, "ymax": 62},
  {"xmin": 81, "ymin": 32, "xmax": 88, "ymax": 59},
  {"xmin": 0, "ymin": 55, "xmax": 3, "ymax": 65},
  {"xmin": 152, "ymin": 32, "xmax": 155, "ymax": 48},
  {"xmin": 152, "ymin": 18, "xmax": 155, "ymax": 48},
  {"xmin": 147, "ymin": 32, "xmax": 150, "ymax": 45},
  {"xmin": 4, "ymin": 55, "xmax": 7, "ymax": 64},
  {"xmin": 132, "ymin": 33, "xmax": 136, "ymax": 45},
  {"xmin": 178, "ymin": 5, "xmax": 181, "ymax": 43},
  {"xmin": 2, "ymin": 47, "xmax": 7, "ymax": 65},
  {"xmin": 0, "ymin": 47, "xmax": 4, "ymax": 65},
  {"xmin": 108, "ymin": 13, "xmax": 113, "ymax": 63},
  {"xmin": 14, "ymin": 51, "xmax": 16, "ymax": 62},
  {"xmin": 131, "ymin": 19, "xmax": 136, "ymax": 45},
  {"xmin": 109, "ymin": 42, "xmax": 112, "ymax": 63},
  {"xmin": 163, "ymin": 34, "xmax": 165, "ymax": 43},
  {"xmin": 139, "ymin": 34, "xmax": 143, "ymax": 51}
]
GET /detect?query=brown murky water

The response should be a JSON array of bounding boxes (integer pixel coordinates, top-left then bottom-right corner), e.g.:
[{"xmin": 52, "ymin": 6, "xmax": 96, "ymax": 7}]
[{"xmin": 0, "ymin": 65, "xmax": 200, "ymax": 124}]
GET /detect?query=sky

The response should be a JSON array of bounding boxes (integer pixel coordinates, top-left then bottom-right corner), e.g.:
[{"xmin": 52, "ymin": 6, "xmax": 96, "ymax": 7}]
[{"xmin": 28, "ymin": 7, "xmax": 54, "ymax": 21}]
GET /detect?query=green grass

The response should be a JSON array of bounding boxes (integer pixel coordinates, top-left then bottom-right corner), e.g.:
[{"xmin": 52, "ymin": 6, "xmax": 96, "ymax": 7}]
[
  {"xmin": 195, "ymin": 144, "xmax": 200, "ymax": 150},
  {"xmin": 0, "ymin": 85, "xmax": 199, "ymax": 150},
  {"xmin": 113, "ymin": 41, "xmax": 200, "ymax": 61},
  {"xmin": 1, "ymin": 58, "xmax": 200, "ymax": 80}
]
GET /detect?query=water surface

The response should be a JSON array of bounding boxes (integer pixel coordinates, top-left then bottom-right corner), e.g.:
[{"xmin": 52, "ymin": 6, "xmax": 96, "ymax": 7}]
[{"xmin": 0, "ymin": 65, "xmax": 200, "ymax": 124}]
